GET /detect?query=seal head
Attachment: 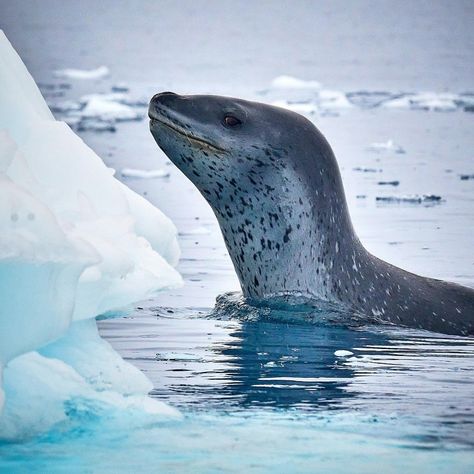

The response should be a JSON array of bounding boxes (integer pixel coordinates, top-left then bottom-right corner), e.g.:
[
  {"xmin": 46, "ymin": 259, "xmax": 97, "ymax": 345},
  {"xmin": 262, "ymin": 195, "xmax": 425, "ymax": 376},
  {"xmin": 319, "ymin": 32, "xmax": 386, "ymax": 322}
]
[{"xmin": 149, "ymin": 92, "xmax": 474, "ymax": 336}]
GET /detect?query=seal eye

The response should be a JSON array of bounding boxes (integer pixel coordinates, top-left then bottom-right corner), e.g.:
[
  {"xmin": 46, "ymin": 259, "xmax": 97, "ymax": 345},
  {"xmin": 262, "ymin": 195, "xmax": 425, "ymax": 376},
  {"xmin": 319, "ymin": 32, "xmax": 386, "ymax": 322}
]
[{"xmin": 223, "ymin": 115, "xmax": 242, "ymax": 127}]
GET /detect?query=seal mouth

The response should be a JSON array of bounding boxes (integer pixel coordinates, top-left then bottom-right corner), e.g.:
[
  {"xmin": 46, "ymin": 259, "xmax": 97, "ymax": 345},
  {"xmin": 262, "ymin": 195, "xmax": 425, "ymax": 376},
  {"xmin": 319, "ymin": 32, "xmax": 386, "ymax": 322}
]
[{"xmin": 149, "ymin": 111, "xmax": 227, "ymax": 154}]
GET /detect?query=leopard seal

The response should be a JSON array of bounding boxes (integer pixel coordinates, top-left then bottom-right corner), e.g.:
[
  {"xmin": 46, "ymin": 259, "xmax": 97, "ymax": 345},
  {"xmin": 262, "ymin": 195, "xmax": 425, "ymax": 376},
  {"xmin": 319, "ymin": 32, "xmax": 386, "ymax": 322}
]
[{"xmin": 149, "ymin": 91, "xmax": 474, "ymax": 336}]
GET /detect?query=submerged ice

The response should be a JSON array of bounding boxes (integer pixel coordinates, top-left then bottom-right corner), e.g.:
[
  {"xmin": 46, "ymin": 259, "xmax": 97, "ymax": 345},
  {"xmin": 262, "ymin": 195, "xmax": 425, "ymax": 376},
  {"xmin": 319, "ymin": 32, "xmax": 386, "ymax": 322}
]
[{"xmin": 0, "ymin": 31, "xmax": 182, "ymax": 439}]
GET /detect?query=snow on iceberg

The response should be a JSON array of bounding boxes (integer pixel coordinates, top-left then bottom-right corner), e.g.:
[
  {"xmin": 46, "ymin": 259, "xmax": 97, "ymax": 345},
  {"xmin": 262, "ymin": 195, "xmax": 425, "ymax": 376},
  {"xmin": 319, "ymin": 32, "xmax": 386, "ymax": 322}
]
[{"xmin": 0, "ymin": 30, "xmax": 182, "ymax": 439}]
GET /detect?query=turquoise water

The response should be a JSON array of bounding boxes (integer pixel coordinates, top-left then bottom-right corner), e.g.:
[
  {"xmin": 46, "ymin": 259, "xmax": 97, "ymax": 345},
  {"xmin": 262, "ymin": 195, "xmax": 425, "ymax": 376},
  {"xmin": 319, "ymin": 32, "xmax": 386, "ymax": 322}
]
[
  {"xmin": 1, "ymin": 0, "xmax": 474, "ymax": 471},
  {"xmin": 1, "ymin": 413, "xmax": 472, "ymax": 473},
  {"xmin": 2, "ymin": 303, "xmax": 474, "ymax": 472}
]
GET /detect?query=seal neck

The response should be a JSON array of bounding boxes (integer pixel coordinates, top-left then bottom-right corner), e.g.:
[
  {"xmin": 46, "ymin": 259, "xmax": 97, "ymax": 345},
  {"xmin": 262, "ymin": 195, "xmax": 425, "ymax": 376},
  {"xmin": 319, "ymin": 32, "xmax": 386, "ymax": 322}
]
[{"xmin": 212, "ymin": 151, "xmax": 364, "ymax": 303}]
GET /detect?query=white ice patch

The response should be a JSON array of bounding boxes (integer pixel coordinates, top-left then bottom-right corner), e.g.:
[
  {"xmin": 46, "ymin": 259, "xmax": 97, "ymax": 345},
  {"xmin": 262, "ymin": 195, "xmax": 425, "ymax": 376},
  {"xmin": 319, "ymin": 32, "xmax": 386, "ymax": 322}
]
[
  {"xmin": 54, "ymin": 65, "xmax": 110, "ymax": 80},
  {"xmin": 383, "ymin": 92, "xmax": 459, "ymax": 112},
  {"xmin": 376, "ymin": 194, "xmax": 443, "ymax": 205},
  {"xmin": 178, "ymin": 226, "xmax": 212, "ymax": 236},
  {"xmin": 271, "ymin": 100, "xmax": 318, "ymax": 115},
  {"xmin": 79, "ymin": 96, "xmax": 141, "ymax": 121},
  {"xmin": 267, "ymin": 77, "xmax": 474, "ymax": 115},
  {"xmin": 334, "ymin": 350, "xmax": 354, "ymax": 357},
  {"xmin": 367, "ymin": 139, "xmax": 405, "ymax": 154},
  {"xmin": 49, "ymin": 92, "xmax": 147, "ymax": 132},
  {"xmin": 268, "ymin": 76, "xmax": 352, "ymax": 115},
  {"xmin": 121, "ymin": 168, "xmax": 170, "ymax": 179},
  {"xmin": 270, "ymin": 75, "xmax": 322, "ymax": 90},
  {"xmin": 0, "ymin": 30, "xmax": 182, "ymax": 438}
]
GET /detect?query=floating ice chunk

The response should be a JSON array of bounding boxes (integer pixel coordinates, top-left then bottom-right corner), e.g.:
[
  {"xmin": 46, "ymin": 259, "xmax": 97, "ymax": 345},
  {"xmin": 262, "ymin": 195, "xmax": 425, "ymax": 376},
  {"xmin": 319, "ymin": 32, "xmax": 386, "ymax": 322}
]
[
  {"xmin": 376, "ymin": 194, "xmax": 443, "ymax": 205},
  {"xmin": 121, "ymin": 168, "xmax": 170, "ymax": 179},
  {"xmin": 179, "ymin": 226, "xmax": 212, "ymax": 236},
  {"xmin": 353, "ymin": 167, "xmax": 381, "ymax": 173},
  {"xmin": 54, "ymin": 65, "xmax": 110, "ymax": 80},
  {"xmin": 272, "ymin": 100, "xmax": 318, "ymax": 115},
  {"xmin": 53, "ymin": 93, "xmax": 146, "ymax": 128},
  {"xmin": 346, "ymin": 91, "xmax": 401, "ymax": 108},
  {"xmin": 156, "ymin": 352, "xmax": 204, "ymax": 362},
  {"xmin": 272, "ymin": 90, "xmax": 352, "ymax": 115},
  {"xmin": 334, "ymin": 350, "xmax": 354, "ymax": 357},
  {"xmin": 80, "ymin": 93, "xmax": 148, "ymax": 108},
  {"xmin": 80, "ymin": 92, "xmax": 129, "ymax": 104},
  {"xmin": 383, "ymin": 92, "xmax": 458, "ymax": 112},
  {"xmin": 79, "ymin": 96, "xmax": 141, "ymax": 121},
  {"xmin": 367, "ymin": 139, "xmax": 405, "ymax": 154},
  {"xmin": 270, "ymin": 75, "xmax": 321, "ymax": 90}
]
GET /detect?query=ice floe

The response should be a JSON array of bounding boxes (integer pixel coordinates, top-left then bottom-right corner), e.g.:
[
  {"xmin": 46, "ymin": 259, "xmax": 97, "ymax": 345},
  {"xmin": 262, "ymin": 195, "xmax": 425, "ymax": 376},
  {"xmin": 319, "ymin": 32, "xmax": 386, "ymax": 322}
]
[
  {"xmin": 272, "ymin": 100, "xmax": 318, "ymax": 115},
  {"xmin": 79, "ymin": 96, "xmax": 141, "ymax": 121},
  {"xmin": 121, "ymin": 168, "xmax": 170, "ymax": 179},
  {"xmin": 334, "ymin": 350, "xmax": 354, "ymax": 357},
  {"xmin": 179, "ymin": 226, "xmax": 212, "ymax": 236},
  {"xmin": 375, "ymin": 195, "xmax": 443, "ymax": 205},
  {"xmin": 382, "ymin": 92, "xmax": 458, "ymax": 112},
  {"xmin": 54, "ymin": 65, "xmax": 110, "ymax": 80},
  {"xmin": 353, "ymin": 167, "xmax": 382, "ymax": 173},
  {"xmin": 270, "ymin": 75, "xmax": 322, "ymax": 90},
  {"xmin": 49, "ymin": 92, "xmax": 147, "ymax": 132},
  {"xmin": 367, "ymin": 139, "xmax": 406, "ymax": 154},
  {"xmin": 265, "ymin": 76, "xmax": 474, "ymax": 115}
]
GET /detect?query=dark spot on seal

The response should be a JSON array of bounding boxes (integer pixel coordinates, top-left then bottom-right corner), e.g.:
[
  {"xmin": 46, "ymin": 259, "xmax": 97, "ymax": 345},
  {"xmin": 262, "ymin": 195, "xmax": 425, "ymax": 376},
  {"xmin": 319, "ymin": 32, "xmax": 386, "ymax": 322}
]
[{"xmin": 283, "ymin": 225, "xmax": 293, "ymax": 243}]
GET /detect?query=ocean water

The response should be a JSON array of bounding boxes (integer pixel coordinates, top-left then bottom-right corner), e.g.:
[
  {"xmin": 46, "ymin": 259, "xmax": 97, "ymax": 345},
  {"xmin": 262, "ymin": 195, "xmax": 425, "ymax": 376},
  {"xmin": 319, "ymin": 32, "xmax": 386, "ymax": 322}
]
[{"xmin": 1, "ymin": 0, "xmax": 474, "ymax": 471}]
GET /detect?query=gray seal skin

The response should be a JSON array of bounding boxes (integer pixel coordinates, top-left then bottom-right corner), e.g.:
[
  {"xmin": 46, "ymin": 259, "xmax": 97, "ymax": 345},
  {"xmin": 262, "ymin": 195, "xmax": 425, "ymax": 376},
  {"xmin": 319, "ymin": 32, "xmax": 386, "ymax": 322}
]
[{"xmin": 148, "ymin": 91, "xmax": 474, "ymax": 336}]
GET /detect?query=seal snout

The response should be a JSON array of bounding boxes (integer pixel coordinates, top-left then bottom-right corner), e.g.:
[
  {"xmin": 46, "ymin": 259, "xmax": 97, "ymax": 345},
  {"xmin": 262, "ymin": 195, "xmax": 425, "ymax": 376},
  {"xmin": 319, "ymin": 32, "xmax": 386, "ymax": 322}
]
[
  {"xmin": 152, "ymin": 91, "xmax": 178, "ymax": 102},
  {"xmin": 148, "ymin": 91, "xmax": 179, "ymax": 120}
]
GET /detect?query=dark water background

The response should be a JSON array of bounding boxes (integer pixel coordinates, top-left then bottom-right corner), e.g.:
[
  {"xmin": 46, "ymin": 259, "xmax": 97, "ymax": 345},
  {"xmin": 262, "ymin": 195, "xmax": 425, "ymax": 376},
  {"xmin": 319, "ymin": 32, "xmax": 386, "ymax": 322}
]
[{"xmin": 1, "ymin": 1, "xmax": 474, "ymax": 471}]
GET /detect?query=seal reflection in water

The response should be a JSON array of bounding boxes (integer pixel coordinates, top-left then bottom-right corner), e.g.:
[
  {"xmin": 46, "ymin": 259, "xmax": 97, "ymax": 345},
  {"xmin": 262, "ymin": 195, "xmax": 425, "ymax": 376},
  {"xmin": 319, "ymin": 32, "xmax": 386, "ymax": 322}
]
[{"xmin": 149, "ymin": 92, "xmax": 474, "ymax": 336}]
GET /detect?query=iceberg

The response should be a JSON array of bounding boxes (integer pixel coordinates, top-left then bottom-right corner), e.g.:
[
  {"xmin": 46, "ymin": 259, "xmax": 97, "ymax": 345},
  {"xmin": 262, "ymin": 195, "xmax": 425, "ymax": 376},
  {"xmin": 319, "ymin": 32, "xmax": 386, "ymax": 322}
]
[{"xmin": 0, "ymin": 31, "xmax": 182, "ymax": 439}]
